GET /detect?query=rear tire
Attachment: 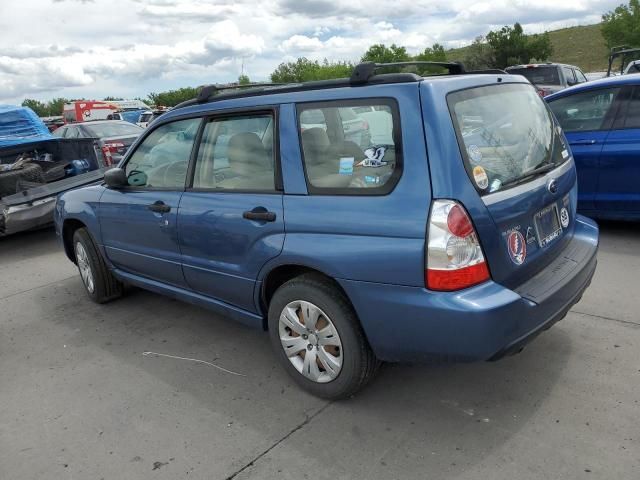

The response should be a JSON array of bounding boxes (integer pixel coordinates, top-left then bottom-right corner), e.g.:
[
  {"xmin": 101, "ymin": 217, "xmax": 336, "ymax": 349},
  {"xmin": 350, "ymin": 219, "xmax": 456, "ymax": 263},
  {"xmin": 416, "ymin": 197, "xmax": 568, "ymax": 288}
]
[
  {"xmin": 268, "ymin": 274, "xmax": 380, "ymax": 399},
  {"xmin": 73, "ymin": 228, "xmax": 122, "ymax": 303}
]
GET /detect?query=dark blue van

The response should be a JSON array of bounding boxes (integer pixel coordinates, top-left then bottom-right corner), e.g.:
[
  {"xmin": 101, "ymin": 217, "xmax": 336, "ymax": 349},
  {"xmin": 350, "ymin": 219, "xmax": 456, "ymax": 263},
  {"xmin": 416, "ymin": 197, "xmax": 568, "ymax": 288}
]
[{"xmin": 55, "ymin": 63, "xmax": 599, "ymax": 399}]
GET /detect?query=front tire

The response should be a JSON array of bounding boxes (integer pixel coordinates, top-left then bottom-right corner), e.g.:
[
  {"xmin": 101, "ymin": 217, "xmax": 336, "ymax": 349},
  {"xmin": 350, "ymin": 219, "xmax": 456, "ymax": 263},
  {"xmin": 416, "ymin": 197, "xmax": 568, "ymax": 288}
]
[
  {"xmin": 268, "ymin": 274, "xmax": 379, "ymax": 399},
  {"xmin": 73, "ymin": 228, "xmax": 122, "ymax": 303}
]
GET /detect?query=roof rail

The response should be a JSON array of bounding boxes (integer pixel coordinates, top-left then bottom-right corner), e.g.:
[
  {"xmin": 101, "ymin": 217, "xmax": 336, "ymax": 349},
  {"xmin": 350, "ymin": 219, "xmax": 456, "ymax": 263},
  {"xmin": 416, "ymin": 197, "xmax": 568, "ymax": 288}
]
[
  {"xmin": 350, "ymin": 61, "xmax": 466, "ymax": 84},
  {"xmin": 196, "ymin": 82, "xmax": 288, "ymax": 103},
  {"xmin": 466, "ymin": 68, "xmax": 508, "ymax": 75}
]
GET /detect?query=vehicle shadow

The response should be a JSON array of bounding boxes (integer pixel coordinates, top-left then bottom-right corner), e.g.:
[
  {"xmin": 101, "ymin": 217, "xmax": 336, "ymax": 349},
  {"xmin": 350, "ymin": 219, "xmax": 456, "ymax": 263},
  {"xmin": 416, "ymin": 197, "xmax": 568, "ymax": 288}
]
[
  {"xmin": 596, "ymin": 219, "xmax": 640, "ymax": 237},
  {"xmin": 39, "ymin": 276, "xmax": 572, "ymax": 478}
]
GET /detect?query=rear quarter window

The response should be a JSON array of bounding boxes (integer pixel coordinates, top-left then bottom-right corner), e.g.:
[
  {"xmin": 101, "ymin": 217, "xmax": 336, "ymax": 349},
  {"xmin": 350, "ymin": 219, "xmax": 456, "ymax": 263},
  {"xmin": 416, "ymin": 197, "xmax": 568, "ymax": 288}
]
[{"xmin": 297, "ymin": 99, "xmax": 402, "ymax": 195}]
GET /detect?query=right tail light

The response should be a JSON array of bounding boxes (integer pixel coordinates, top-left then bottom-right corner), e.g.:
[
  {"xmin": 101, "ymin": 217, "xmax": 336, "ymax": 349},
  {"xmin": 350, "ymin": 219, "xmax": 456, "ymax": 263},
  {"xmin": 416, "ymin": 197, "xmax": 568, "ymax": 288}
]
[{"xmin": 426, "ymin": 200, "xmax": 490, "ymax": 291}]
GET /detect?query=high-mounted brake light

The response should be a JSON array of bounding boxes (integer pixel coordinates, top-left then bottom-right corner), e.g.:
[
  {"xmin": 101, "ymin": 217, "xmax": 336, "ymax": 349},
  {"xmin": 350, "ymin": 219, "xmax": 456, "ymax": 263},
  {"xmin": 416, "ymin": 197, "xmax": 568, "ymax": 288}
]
[{"xmin": 426, "ymin": 200, "xmax": 490, "ymax": 291}]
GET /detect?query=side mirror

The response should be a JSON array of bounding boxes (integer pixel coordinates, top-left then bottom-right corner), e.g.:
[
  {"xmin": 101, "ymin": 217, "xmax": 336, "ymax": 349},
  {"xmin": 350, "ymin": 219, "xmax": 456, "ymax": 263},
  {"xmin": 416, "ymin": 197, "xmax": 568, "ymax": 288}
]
[{"xmin": 104, "ymin": 167, "xmax": 128, "ymax": 188}]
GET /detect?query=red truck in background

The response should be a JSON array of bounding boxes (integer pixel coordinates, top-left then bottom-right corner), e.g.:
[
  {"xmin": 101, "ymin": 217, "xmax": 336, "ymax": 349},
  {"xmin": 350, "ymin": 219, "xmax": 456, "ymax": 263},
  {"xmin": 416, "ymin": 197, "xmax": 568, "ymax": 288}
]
[{"xmin": 63, "ymin": 101, "xmax": 118, "ymax": 123}]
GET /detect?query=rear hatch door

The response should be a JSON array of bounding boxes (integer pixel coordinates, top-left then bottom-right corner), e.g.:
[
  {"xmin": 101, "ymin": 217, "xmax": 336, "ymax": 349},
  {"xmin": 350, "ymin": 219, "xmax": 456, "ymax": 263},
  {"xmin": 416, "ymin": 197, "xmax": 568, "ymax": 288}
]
[{"xmin": 446, "ymin": 82, "xmax": 577, "ymax": 289}]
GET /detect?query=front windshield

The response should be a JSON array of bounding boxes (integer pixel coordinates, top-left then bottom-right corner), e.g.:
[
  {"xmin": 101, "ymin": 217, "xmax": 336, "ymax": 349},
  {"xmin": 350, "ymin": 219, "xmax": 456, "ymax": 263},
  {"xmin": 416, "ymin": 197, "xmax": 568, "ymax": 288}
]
[{"xmin": 448, "ymin": 83, "xmax": 567, "ymax": 195}]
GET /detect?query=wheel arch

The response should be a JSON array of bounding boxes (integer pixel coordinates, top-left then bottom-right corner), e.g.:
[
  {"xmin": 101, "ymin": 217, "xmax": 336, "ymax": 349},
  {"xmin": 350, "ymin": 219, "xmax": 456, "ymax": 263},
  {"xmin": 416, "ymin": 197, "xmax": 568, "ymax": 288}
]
[
  {"xmin": 259, "ymin": 263, "xmax": 355, "ymax": 330},
  {"xmin": 62, "ymin": 218, "xmax": 87, "ymax": 263}
]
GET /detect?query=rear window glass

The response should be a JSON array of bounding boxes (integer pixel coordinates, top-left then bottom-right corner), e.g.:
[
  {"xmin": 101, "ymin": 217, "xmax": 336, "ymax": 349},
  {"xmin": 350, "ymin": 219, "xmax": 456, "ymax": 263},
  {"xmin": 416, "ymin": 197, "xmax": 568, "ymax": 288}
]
[
  {"xmin": 508, "ymin": 66, "xmax": 561, "ymax": 85},
  {"xmin": 448, "ymin": 83, "xmax": 567, "ymax": 195},
  {"xmin": 297, "ymin": 99, "xmax": 401, "ymax": 193},
  {"xmin": 84, "ymin": 122, "xmax": 143, "ymax": 138}
]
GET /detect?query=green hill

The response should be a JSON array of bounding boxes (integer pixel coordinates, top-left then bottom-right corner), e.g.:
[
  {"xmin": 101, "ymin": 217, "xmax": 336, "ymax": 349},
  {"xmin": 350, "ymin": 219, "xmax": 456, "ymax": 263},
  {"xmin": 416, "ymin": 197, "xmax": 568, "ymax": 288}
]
[{"xmin": 448, "ymin": 23, "xmax": 610, "ymax": 73}]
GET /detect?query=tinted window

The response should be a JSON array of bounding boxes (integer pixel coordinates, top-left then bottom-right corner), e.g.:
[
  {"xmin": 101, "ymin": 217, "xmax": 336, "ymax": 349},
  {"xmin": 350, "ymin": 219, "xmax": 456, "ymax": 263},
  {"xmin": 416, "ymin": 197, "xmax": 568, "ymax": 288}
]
[
  {"xmin": 449, "ymin": 83, "xmax": 566, "ymax": 195},
  {"xmin": 548, "ymin": 88, "xmax": 620, "ymax": 132},
  {"xmin": 124, "ymin": 118, "xmax": 200, "ymax": 188},
  {"xmin": 84, "ymin": 122, "xmax": 143, "ymax": 138},
  {"xmin": 193, "ymin": 114, "xmax": 275, "ymax": 191},
  {"xmin": 508, "ymin": 66, "xmax": 561, "ymax": 85},
  {"xmin": 298, "ymin": 100, "xmax": 400, "ymax": 193},
  {"xmin": 624, "ymin": 88, "xmax": 640, "ymax": 129}
]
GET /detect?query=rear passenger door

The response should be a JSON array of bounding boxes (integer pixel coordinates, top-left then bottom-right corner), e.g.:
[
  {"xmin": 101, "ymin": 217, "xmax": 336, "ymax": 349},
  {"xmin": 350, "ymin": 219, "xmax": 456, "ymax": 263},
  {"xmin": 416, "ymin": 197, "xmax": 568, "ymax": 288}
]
[
  {"xmin": 597, "ymin": 86, "xmax": 640, "ymax": 214},
  {"xmin": 178, "ymin": 110, "xmax": 284, "ymax": 313}
]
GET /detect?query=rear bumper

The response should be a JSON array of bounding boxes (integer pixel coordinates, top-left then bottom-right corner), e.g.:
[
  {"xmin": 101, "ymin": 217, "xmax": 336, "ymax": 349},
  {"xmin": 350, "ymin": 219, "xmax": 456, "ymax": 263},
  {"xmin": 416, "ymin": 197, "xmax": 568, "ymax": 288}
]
[{"xmin": 338, "ymin": 215, "xmax": 599, "ymax": 363}]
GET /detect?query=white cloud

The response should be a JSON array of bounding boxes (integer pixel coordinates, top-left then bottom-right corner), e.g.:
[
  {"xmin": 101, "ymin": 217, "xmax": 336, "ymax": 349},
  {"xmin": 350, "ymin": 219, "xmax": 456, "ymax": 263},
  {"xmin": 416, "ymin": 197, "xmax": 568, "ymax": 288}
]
[{"xmin": 0, "ymin": 0, "xmax": 623, "ymax": 103}]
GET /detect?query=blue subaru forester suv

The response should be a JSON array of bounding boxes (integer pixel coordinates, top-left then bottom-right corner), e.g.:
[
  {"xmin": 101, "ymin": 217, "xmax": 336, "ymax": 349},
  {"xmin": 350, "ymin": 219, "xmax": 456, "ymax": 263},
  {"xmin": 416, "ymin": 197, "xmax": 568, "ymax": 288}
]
[{"xmin": 55, "ymin": 62, "xmax": 599, "ymax": 399}]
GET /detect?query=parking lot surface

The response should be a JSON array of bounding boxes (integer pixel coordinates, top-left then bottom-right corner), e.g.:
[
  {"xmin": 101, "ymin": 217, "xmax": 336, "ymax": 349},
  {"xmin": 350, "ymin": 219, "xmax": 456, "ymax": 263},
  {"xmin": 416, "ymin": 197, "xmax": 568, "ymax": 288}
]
[{"xmin": 1, "ymin": 222, "xmax": 638, "ymax": 480}]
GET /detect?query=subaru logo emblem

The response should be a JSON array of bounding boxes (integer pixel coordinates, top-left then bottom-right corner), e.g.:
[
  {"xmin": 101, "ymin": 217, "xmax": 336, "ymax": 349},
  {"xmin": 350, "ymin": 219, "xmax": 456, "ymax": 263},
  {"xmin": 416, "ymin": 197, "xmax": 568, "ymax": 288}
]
[{"xmin": 547, "ymin": 178, "xmax": 558, "ymax": 194}]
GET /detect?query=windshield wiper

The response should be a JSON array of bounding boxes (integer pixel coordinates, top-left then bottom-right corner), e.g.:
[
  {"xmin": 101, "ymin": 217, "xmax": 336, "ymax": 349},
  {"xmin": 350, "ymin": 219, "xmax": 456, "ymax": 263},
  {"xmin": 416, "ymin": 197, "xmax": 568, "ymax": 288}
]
[{"xmin": 499, "ymin": 163, "xmax": 558, "ymax": 190}]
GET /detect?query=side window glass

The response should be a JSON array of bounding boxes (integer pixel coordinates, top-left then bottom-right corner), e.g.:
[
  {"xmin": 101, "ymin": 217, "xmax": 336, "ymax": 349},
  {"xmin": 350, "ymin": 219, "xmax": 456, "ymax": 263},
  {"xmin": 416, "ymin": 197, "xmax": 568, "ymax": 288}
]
[
  {"xmin": 300, "ymin": 109, "xmax": 327, "ymax": 131},
  {"xmin": 66, "ymin": 127, "xmax": 79, "ymax": 139},
  {"xmin": 124, "ymin": 118, "xmax": 200, "ymax": 188},
  {"xmin": 193, "ymin": 114, "xmax": 275, "ymax": 191},
  {"xmin": 298, "ymin": 100, "xmax": 401, "ymax": 193},
  {"xmin": 548, "ymin": 88, "xmax": 620, "ymax": 132},
  {"xmin": 563, "ymin": 67, "xmax": 576, "ymax": 85},
  {"xmin": 575, "ymin": 70, "xmax": 587, "ymax": 83},
  {"xmin": 624, "ymin": 89, "xmax": 640, "ymax": 129}
]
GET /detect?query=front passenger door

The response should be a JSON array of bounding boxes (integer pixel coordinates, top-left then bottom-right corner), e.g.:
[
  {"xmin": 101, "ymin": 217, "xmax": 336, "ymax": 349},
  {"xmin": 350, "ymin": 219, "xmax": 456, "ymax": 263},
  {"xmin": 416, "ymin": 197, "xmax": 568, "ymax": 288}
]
[
  {"xmin": 99, "ymin": 117, "xmax": 201, "ymax": 287},
  {"xmin": 548, "ymin": 87, "xmax": 621, "ymax": 212},
  {"xmin": 597, "ymin": 86, "xmax": 640, "ymax": 214}
]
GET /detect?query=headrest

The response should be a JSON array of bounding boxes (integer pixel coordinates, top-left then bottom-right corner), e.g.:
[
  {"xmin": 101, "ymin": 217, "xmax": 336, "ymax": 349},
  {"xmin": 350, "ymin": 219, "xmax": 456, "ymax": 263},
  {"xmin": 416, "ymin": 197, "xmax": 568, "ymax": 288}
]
[
  {"xmin": 227, "ymin": 132, "xmax": 269, "ymax": 174},
  {"xmin": 302, "ymin": 127, "xmax": 330, "ymax": 151}
]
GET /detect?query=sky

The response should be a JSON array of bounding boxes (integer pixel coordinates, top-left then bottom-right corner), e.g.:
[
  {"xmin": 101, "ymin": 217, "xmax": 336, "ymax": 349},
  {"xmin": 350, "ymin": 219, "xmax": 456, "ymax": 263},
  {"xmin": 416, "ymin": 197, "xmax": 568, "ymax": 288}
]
[{"xmin": 0, "ymin": 0, "xmax": 622, "ymax": 104}]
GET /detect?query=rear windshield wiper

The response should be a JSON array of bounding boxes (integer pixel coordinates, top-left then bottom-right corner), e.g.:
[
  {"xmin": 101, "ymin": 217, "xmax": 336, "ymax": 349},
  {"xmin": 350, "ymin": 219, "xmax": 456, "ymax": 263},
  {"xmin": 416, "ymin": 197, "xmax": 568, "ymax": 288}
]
[{"xmin": 499, "ymin": 162, "xmax": 558, "ymax": 190}]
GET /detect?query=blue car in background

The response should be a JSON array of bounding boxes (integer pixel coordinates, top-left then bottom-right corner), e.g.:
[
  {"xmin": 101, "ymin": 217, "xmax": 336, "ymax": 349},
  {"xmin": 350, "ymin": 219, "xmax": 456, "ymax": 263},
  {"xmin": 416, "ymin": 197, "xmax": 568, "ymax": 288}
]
[
  {"xmin": 546, "ymin": 75, "xmax": 640, "ymax": 220},
  {"xmin": 55, "ymin": 63, "xmax": 599, "ymax": 399}
]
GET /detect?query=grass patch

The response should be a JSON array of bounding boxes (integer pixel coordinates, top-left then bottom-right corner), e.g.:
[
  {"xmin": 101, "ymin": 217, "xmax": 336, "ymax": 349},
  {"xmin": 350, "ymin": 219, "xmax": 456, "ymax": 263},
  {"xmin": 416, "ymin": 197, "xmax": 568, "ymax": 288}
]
[{"xmin": 448, "ymin": 23, "xmax": 611, "ymax": 73}]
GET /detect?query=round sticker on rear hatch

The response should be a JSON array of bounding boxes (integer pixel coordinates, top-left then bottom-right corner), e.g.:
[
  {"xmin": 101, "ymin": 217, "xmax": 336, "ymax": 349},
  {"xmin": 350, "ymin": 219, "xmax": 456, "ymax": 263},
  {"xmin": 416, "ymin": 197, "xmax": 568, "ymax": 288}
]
[
  {"xmin": 507, "ymin": 230, "xmax": 526, "ymax": 265},
  {"xmin": 472, "ymin": 165, "xmax": 489, "ymax": 190},
  {"xmin": 560, "ymin": 207, "xmax": 570, "ymax": 228}
]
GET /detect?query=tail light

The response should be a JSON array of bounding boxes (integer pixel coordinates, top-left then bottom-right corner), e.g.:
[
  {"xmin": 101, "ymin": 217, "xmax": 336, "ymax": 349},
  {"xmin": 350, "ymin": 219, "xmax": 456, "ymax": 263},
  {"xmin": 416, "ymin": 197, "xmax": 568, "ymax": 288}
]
[
  {"xmin": 100, "ymin": 142, "xmax": 125, "ymax": 167},
  {"xmin": 426, "ymin": 200, "xmax": 490, "ymax": 291},
  {"xmin": 362, "ymin": 120, "xmax": 369, "ymax": 130}
]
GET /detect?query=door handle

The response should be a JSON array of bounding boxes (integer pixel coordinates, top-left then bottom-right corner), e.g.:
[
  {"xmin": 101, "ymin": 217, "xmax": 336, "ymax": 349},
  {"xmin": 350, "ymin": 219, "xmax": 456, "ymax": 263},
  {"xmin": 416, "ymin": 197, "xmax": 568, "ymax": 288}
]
[
  {"xmin": 243, "ymin": 209, "xmax": 276, "ymax": 222},
  {"xmin": 571, "ymin": 139, "xmax": 597, "ymax": 145},
  {"xmin": 148, "ymin": 201, "xmax": 171, "ymax": 213}
]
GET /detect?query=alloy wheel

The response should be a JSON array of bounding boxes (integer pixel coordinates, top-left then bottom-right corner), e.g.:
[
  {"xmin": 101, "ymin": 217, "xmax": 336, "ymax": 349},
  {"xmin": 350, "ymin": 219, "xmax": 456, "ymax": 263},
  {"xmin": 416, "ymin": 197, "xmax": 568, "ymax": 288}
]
[{"xmin": 278, "ymin": 300, "xmax": 343, "ymax": 383}]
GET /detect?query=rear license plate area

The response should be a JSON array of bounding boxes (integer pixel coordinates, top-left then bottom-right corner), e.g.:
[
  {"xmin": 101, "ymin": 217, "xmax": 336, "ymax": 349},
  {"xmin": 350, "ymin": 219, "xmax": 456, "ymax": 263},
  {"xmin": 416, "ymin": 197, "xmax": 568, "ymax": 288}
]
[{"xmin": 534, "ymin": 203, "xmax": 562, "ymax": 247}]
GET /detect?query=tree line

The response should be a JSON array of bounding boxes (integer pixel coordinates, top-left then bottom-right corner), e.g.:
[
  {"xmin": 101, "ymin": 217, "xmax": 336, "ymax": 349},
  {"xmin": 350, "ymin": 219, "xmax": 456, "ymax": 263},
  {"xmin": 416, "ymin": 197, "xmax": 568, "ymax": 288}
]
[{"xmin": 20, "ymin": 1, "xmax": 640, "ymax": 113}]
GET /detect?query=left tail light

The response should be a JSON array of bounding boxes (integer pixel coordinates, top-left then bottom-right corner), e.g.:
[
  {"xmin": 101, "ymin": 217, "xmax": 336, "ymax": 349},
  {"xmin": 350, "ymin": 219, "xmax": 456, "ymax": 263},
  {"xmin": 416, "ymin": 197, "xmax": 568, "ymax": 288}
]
[
  {"xmin": 101, "ymin": 142, "xmax": 125, "ymax": 167},
  {"xmin": 426, "ymin": 200, "xmax": 490, "ymax": 291}
]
